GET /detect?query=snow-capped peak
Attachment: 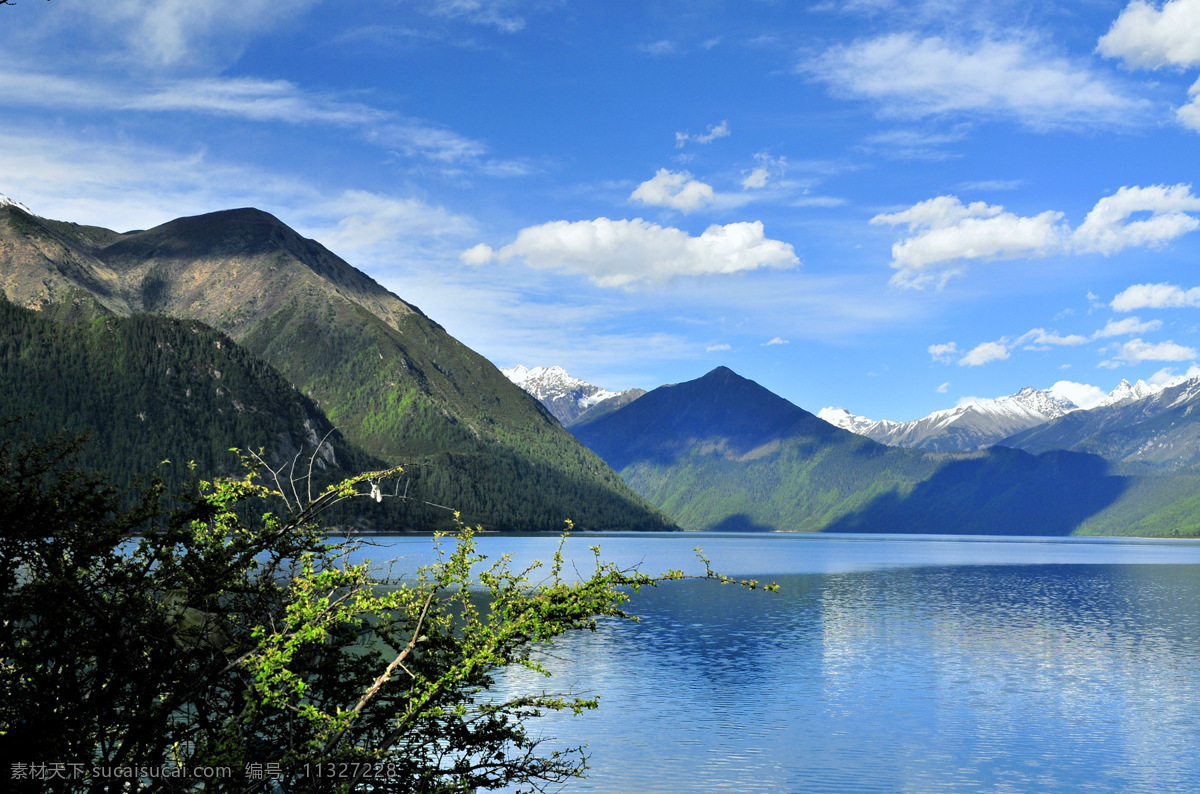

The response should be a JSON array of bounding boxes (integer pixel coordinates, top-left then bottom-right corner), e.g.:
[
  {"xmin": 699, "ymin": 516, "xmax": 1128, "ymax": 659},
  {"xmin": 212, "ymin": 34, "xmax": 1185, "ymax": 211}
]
[
  {"xmin": 501, "ymin": 365, "xmax": 615, "ymax": 404},
  {"xmin": 501, "ymin": 364, "xmax": 628, "ymax": 425},
  {"xmin": 0, "ymin": 193, "xmax": 33, "ymax": 215},
  {"xmin": 1100, "ymin": 378, "xmax": 1158, "ymax": 407}
]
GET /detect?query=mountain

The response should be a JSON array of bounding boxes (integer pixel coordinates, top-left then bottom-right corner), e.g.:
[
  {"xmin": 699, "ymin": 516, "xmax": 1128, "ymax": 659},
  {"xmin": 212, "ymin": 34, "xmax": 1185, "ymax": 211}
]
[
  {"xmin": 572, "ymin": 367, "xmax": 1128, "ymax": 534},
  {"xmin": 819, "ymin": 387, "xmax": 1078, "ymax": 452},
  {"xmin": 0, "ymin": 202, "xmax": 672, "ymax": 532},
  {"xmin": 1002, "ymin": 376, "xmax": 1200, "ymax": 470},
  {"xmin": 0, "ymin": 296, "xmax": 377, "ymax": 493},
  {"xmin": 570, "ymin": 387, "xmax": 647, "ymax": 428},
  {"xmin": 501, "ymin": 365, "xmax": 644, "ymax": 427}
]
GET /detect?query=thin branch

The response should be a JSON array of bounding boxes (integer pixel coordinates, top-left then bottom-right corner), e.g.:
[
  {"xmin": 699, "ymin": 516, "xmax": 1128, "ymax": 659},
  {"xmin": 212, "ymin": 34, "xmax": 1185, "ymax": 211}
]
[
  {"xmin": 306, "ymin": 427, "xmax": 336, "ymax": 504},
  {"xmin": 325, "ymin": 589, "xmax": 436, "ymax": 756}
]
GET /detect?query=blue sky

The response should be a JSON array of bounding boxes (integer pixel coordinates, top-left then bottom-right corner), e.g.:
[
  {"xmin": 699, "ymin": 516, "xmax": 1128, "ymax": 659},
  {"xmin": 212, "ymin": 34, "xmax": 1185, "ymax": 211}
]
[{"xmin": 2, "ymin": 0, "xmax": 1200, "ymax": 420}]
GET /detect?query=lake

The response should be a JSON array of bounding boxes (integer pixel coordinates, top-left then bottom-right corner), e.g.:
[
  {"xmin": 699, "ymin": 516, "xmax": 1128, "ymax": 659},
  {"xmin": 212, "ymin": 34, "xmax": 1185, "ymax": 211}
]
[{"xmin": 365, "ymin": 533, "xmax": 1200, "ymax": 793}]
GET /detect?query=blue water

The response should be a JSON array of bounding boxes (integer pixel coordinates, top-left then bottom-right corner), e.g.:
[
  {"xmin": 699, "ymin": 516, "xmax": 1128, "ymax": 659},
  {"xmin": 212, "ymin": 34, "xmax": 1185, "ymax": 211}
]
[{"xmin": 363, "ymin": 533, "xmax": 1200, "ymax": 793}]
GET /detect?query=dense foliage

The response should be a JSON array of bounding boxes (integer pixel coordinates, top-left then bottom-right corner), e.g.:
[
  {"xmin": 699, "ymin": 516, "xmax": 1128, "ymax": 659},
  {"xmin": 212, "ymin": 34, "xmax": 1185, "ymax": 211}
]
[{"xmin": 0, "ymin": 431, "xmax": 772, "ymax": 792}]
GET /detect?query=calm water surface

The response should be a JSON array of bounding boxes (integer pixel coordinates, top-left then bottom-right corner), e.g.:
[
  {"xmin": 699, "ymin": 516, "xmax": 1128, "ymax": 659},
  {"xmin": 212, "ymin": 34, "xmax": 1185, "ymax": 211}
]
[{"xmin": 365, "ymin": 533, "xmax": 1200, "ymax": 793}]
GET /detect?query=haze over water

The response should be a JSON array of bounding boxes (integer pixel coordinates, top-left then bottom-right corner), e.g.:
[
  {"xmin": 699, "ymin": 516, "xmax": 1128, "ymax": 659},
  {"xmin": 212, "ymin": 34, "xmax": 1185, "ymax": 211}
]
[{"xmin": 380, "ymin": 533, "xmax": 1200, "ymax": 793}]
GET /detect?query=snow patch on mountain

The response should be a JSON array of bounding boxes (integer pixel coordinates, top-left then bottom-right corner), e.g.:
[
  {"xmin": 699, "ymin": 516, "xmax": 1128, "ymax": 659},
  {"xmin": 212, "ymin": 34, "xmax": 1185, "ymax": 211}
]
[{"xmin": 0, "ymin": 194, "xmax": 34, "ymax": 215}]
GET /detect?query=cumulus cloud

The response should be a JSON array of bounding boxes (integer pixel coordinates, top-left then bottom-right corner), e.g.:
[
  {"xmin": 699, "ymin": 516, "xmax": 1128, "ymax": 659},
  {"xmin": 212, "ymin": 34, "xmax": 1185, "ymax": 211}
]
[
  {"xmin": 1098, "ymin": 0, "xmax": 1200, "ymax": 69},
  {"xmin": 1103, "ymin": 337, "xmax": 1198, "ymax": 365},
  {"xmin": 1093, "ymin": 316, "xmax": 1163, "ymax": 337},
  {"xmin": 1072, "ymin": 184, "xmax": 1200, "ymax": 254},
  {"xmin": 630, "ymin": 169, "xmax": 716, "ymax": 212},
  {"xmin": 1148, "ymin": 363, "xmax": 1200, "ymax": 385},
  {"xmin": 958, "ymin": 340, "xmax": 1011, "ymax": 366},
  {"xmin": 1179, "ymin": 78, "xmax": 1200, "ymax": 131},
  {"xmin": 762, "ymin": 337, "xmax": 789, "ymax": 346},
  {"xmin": 1111, "ymin": 282, "xmax": 1200, "ymax": 310},
  {"xmin": 675, "ymin": 121, "xmax": 731, "ymax": 148},
  {"xmin": 460, "ymin": 243, "xmax": 494, "ymax": 266},
  {"xmin": 464, "ymin": 217, "xmax": 799, "ymax": 288},
  {"xmin": 876, "ymin": 185, "xmax": 1200, "ymax": 288},
  {"xmin": 928, "ymin": 342, "xmax": 959, "ymax": 362},
  {"xmin": 1048, "ymin": 380, "xmax": 1109, "ymax": 409},
  {"xmin": 805, "ymin": 33, "xmax": 1146, "ymax": 130},
  {"xmin": 871, "ymin": 196, "xmax": 1067, "ymax": 288}
]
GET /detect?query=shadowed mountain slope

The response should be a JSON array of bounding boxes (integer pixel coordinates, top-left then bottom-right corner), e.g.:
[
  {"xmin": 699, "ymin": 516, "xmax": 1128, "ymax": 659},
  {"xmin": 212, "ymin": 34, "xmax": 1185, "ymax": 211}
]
[{"xmin": 0, "ymin": 296, "xmax": 377, "ymax": 494}]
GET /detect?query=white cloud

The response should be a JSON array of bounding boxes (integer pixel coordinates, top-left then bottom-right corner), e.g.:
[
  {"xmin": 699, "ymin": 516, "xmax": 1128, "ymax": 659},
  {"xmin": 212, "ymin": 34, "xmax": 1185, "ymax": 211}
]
[
  {"xmin": 1048, "ymin": 380, "xmax": 1109, "ymax": 409},
  {"xmin": 1098, "ymin": 0, "xmax": 1200, "ymax": 70},
  {"xmin": 806, "ymin": 33, "xmax": 1146, "ymax": 130},
  {"xmin": 706, "ymin": 343, "xmax": 732, "ymax": 351},
  {"xmin": 936, "ymin": 381, "xmax": 949, "ymax": 393},
  {"xmin": 1072, "ymin": 184, "xmax": 1200, "ymax": 254},
  {"xmin": 1179, "ymin": 78, "xmax": 1200, "ymax": 131},
  {"xmin": 928, "ymin": 341, "xmax": 959, "ymax": 363},
  {"xmin": 741, "ymin": 152, "xmax": 787, "ymax": 189},
  {"xmin": 762, "ymin": 337, "xmax": 789, "ymax": 346},
  {"xmin": 61, "ymin": 0, "xmax": 322, "ymax": 67},
  {"xmin": 958, "ymin": 340, "xmax": 1011, "ymax": 366},
  {"xmin": 427, "ymin": 0, "xmax": 527, "ymax": 33},
  {"xmin": 1093, "ymin": 316, "xmax": 1163, "ymax": 338},
  {"xmin": 1148, "ymin": 363, "xmax": 1200, "ymax": 385},
  {"xmin": 0, "ymin": 69, "xmax": 517, "ymax": 173},
  {"xmin": 741, "ymin": 168, "xmax": 770, "ymax": 190},
  {"xmin": 1111, "ymin": 282, "xmax": 1200, "ymax": 310},
  {"xmin": 675, "ymin": 121, "xmax": 730, "ymax": 148},
  {"xmin": 871, "ymin": 196, "xmax": 1067, "ymax": 288},
  {"xmin": 630, "ymin": 169, "xmax": 716, "ymax": 213},
  {"xmin": 860, "ymin": 128, "xmax": 966, "ymax": 161},
  {"xmin": 875, "ymin": 185, "xmax": 1200, "ymax": 288},
  {"xmin": 1016, "ymin": 328, "xmax": 1088, "ymax": 348},
  {"xmin": 1104, "ymin": 337, "xmax": 1197, "ymax": 365},
  {"xmin": 460, "ymin": 243, "xmax": 495, "ymax": 266},
  {"xmin": 470, "ymin": 218, "xmax": 799, "ymax": 288},
  {"xmin": 314, "ymin": 190, "xmax": 476, "ymax": 262},
  {"xmin": 640, "ymin": 40, "xmax": 678, "ymax": 56}
]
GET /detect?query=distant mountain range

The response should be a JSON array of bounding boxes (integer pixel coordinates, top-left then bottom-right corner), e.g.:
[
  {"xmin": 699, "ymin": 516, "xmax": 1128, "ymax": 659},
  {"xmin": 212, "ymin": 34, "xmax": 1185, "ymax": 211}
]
[
  {"xmin": 500, "ymin": 365, "xmax": 645, "ymax": 427},
  {"xmin": 0, "ymin": 201, "xmax": 671, "ymax": 532},
  {"xmin": 819, "ymin": 387, "xmax": 1077, "ymax": 452},
  {"xmin": 1002, "ymin": 376, "xmax": 1200, "ymax": 470},
  {"xmin": 819, "ymin": 378, "xmax": 1180, "ymax": 454},
  {"xmin": 570, "ymin": 367, "xmax": 1142, "ymax": 535}
]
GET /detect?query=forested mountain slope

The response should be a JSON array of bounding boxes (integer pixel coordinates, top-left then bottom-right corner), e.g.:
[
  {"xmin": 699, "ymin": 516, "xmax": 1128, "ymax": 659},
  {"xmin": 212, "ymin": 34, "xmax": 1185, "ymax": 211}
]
[
  {"xmin": 0, "ymin": 204, "xmax": 671, "ymax": 531},
  {"xmin": 0, "ymin": 297, "xmax": 375, "ymax": 494}
]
